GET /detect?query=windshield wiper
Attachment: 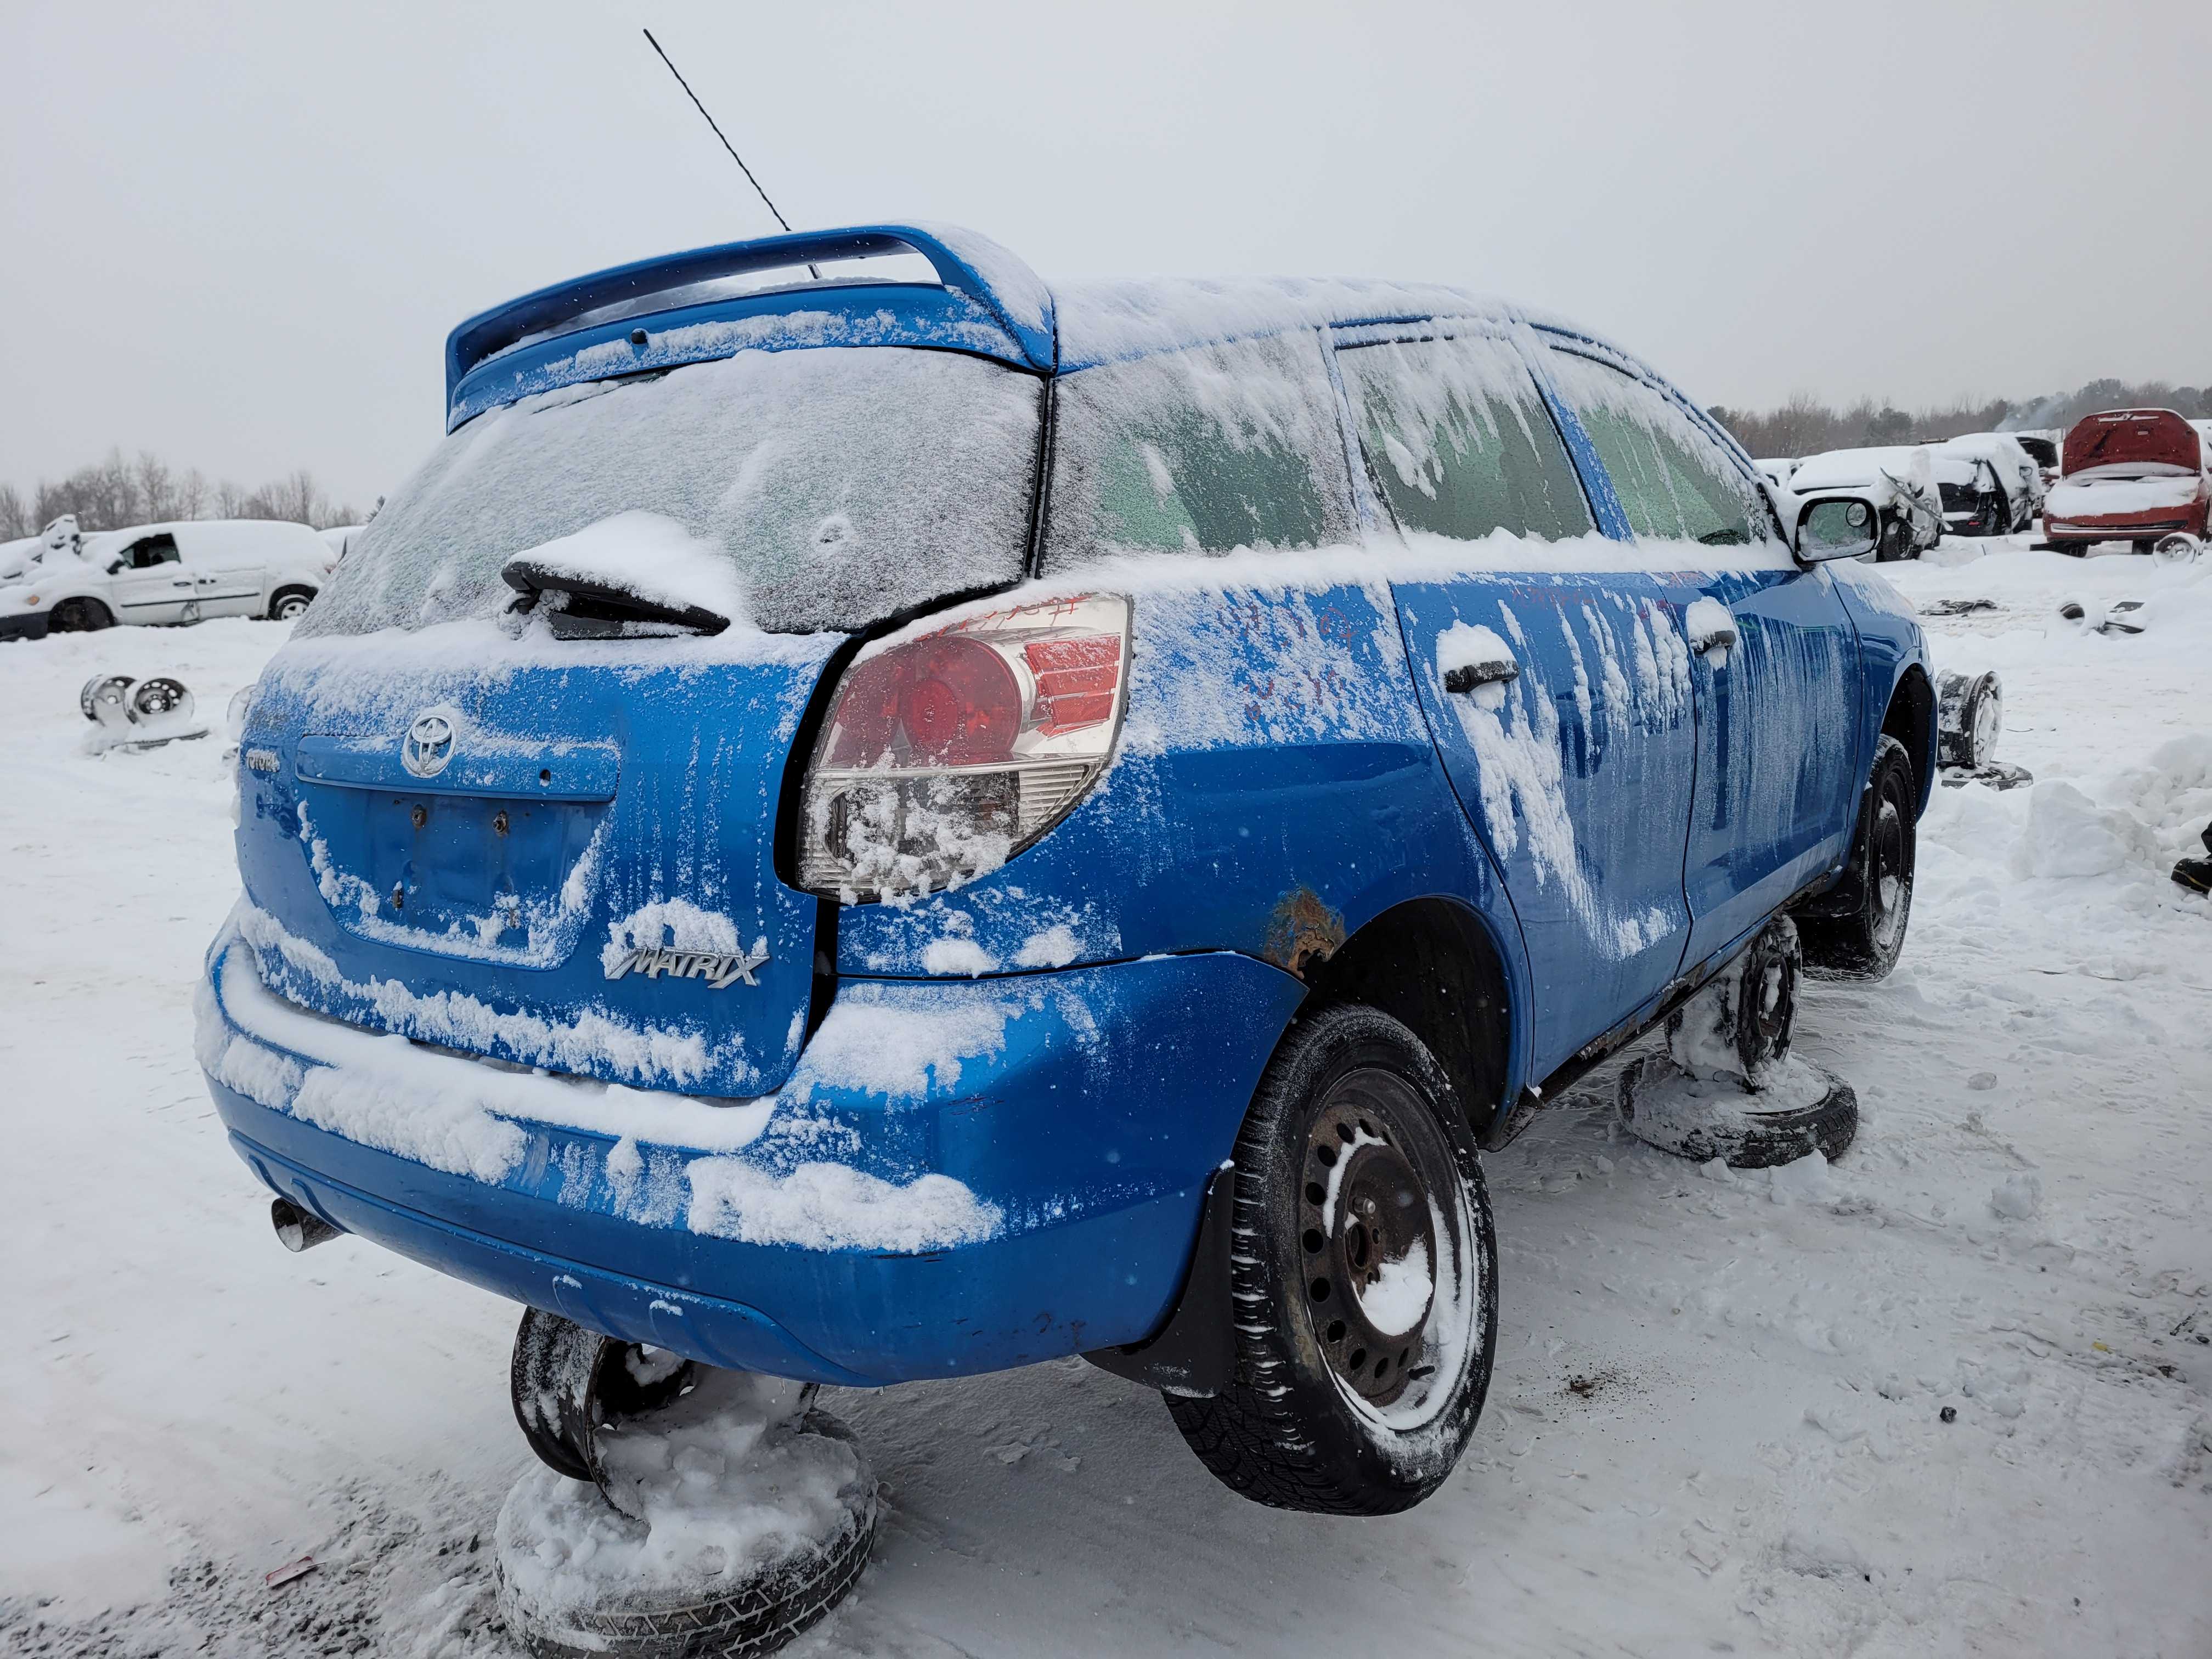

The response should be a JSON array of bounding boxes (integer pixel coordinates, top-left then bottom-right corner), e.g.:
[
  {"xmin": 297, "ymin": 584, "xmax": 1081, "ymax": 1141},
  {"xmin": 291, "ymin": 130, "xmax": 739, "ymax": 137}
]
[{"xmin": 501, "ymin": 559, "xmax": 730, "ymax": 639}]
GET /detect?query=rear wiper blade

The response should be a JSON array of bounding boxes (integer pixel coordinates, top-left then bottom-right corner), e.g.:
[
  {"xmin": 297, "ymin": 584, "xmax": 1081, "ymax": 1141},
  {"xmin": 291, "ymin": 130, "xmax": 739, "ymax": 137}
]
[{"xmin": 501, "ymin": 558, "xmax": 730, "ymax": 639}]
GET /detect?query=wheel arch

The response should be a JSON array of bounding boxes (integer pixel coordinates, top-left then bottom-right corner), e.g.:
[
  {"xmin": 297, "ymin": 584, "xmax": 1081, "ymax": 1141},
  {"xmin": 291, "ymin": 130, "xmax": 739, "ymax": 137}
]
[
  {"xmin": 268, "ymin": 582, "xmax": 319, "ymax": 618},
  {"xmin": 1881, "ymin": 662, "xmax": 1937, "ymax": 817},
  {"xmin": 49, "ymin": 592, "xmax": 117, "ymax": 628},
  {"xmin": 1298, "ymin": 895, "xmax": 1515, "ymax": 1143}
]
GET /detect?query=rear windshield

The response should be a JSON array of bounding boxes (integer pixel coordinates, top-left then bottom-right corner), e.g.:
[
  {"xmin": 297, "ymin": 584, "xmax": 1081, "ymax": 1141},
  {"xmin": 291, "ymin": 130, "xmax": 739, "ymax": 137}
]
[
  {"xmin": 299, "ymin": 346, "xmax": 1043, "ymax": 637},
  {"xmin": 2062, "ymin": 411, "xmax": 2200, "ymax": 478}
]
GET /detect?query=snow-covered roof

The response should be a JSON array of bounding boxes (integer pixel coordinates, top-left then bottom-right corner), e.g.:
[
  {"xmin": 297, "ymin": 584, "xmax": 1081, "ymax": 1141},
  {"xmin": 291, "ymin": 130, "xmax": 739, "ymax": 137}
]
[
  {"xmin": 1049, "ymin": 276, "xmax": 1535, "ymax": 370},
  {"xmin": 445, "ymin": 223, "xmax": 1635, "ymax": 427}
]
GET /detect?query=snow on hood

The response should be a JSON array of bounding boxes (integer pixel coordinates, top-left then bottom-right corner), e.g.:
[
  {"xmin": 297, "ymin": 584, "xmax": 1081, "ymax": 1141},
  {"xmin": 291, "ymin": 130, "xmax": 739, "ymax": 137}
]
[{"xmin": 1789, "ymin": 445, "xmax": 1940, "ymax": 507}]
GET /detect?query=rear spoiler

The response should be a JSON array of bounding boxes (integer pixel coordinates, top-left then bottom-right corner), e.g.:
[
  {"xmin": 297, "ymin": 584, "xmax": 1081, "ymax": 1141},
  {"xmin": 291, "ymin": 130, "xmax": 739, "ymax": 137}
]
[{"xmin": 444, "ymin": 223, "xmax": 1057, "ymax": 420}]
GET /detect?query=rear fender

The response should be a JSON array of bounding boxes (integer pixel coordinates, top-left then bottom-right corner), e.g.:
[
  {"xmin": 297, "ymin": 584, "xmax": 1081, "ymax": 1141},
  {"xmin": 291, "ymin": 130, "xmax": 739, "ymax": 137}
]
[{"xmin": 834, "ymin": 577, "xmax": 1532, "ymax": 1091}]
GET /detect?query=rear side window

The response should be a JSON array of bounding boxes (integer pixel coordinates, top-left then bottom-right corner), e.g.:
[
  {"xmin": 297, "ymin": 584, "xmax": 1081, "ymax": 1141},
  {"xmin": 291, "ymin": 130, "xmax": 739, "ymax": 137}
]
[
  {"xmin": 1545, "ymin": 351, "xmax": 1764, "ymax": 546},
  {"xmin": 1340, "ymin": 335, "xmax": 1593, "ymax": 542},
  {"xmin": 1043, "ymin": 332, "xmax": 1355, "ymax": 568}
]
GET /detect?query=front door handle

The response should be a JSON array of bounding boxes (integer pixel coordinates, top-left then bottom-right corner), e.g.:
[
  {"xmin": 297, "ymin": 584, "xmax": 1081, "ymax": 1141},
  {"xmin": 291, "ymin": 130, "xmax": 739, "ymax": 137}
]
[{"xmin": 1444, "ymin": 658, "xmax": 1519, "ymax": 693}]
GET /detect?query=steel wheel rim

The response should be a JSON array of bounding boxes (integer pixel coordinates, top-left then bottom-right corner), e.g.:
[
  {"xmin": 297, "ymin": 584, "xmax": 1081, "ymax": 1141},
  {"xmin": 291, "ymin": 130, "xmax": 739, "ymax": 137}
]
[
  {"xmin": 1298, "ymin": 1068, "xmax": 1447, "ymax": 1407},
  {"xmin": 1970, "ymin": 688, "xmax": 2001, "ymax": 765}
]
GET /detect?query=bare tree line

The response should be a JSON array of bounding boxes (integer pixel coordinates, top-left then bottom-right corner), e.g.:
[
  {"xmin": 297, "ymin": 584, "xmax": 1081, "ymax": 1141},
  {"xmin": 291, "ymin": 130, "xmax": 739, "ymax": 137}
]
[
  {"xmin": 0, "ymin": 449, "xmax": 360, "ymax": 541},
  {"xmin": 1709, "ymin": 377, "xmax": 2212, "ymax": 460}
]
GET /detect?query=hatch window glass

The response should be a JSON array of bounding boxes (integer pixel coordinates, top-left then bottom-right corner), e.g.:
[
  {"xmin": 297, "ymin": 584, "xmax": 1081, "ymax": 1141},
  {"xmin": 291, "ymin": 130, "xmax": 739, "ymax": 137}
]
[
  {"xmin": 1042, "ymin": 332, "xmax": 1356, "ymax": 568},
  {"xmin": 1545, "ymin": 351, "xmax": 1764, "ymax": 546},
  {"xmin": 297, "ymin": 346, "xmax": 1045, "ymax": 638},
  {"xmin": 1340, "ymin": 335, "xmax": 1593, "ymax": 542}
]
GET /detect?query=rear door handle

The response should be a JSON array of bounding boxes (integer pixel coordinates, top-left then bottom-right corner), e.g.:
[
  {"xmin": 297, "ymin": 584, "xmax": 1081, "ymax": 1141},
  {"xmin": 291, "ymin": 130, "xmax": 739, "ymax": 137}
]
[
  {"xmin": 1686, "ymin": 599, "xmax": 1738, "ymax": 658},
  {"xmin": 1444, "ymin": 658, "xmax": 1519, "ymax": 693}
]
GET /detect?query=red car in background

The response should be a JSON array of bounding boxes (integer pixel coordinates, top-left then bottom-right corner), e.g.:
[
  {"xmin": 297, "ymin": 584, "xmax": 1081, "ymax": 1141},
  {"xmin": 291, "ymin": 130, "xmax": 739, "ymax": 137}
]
[{"xmin": 2041, "ymin": 408, "xmax": 2210, "ymax": 557}]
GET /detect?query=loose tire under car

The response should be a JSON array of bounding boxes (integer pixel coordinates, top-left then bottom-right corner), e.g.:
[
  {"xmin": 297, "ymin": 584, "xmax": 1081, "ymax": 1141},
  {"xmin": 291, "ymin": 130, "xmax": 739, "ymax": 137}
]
[
  {"xmin": 501, "ymin": 1310, "xmax": 878, "ymax": 1658},
  {"xmin": 496, "ymin": 1412, "xmax": 877, "ymax": 1659},
  {"xmin": 1617, "ymin": 1052, "xmax": 1858, "ymax": 1169},
  {"xmin": 1164, "ymin": 1003, "xmax": 1498, "ymax": 1516}
]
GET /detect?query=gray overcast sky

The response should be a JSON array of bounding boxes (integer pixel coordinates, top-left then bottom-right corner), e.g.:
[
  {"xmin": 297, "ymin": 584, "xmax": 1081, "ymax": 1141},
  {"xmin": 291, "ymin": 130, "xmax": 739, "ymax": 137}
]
[{"xmin": 5, "ymin": 0, "xmax": 2208, "ymax": 511}]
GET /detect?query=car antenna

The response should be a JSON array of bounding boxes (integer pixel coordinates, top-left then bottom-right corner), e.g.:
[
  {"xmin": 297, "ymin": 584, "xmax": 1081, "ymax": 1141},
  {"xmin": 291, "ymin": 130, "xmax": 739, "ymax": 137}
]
[{"xmin": 641, "ymin": 27, "xmax": 821, "ymax": 280}]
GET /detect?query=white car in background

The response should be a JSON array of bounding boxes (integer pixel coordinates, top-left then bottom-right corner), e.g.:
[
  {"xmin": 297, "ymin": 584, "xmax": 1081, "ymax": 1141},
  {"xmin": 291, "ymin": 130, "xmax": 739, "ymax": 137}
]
[
  {"xmin": 319, "ymin": 523, "xmax": 365, "ymax": 563},
  {"xmin": 1938, "ymin": 432, "xmax": 2045, "ymax": 532},
  {"xmin": 1786, "ymin": 445, "xmax": 1946, "ymax": 560},
  {"xmin": 2, "ymin": 519, "xmax": 332, "ymax": 639}
]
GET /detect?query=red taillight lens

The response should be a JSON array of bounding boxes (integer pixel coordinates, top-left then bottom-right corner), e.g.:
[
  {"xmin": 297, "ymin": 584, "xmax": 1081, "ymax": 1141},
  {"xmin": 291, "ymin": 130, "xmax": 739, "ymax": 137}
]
[
  {"xmin": 824, "ymin": 637, "xmax": 1024, "ymax": 766},
  {"xmin": 802, "ymin": 593, "xmax": 1130, "ymax": 901}
]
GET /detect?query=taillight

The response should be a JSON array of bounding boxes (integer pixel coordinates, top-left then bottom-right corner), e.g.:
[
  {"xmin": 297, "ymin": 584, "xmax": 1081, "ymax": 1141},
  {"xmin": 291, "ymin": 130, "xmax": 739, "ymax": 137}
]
[{"xmin": 800, "ymin": 593, "xmax": 1129, "ymax": 901}]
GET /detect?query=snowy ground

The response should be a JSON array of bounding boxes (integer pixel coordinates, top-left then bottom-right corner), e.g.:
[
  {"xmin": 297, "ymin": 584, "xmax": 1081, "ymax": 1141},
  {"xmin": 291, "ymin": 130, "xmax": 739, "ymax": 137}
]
[{"xmin": 3, "ymin": 545, "xmax": 2209, "ymax": 1657}]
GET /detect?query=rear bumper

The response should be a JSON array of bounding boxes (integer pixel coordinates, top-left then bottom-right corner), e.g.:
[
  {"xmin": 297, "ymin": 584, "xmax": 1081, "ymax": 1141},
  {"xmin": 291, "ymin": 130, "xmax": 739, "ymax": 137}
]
[{"xmin": 200, "ymin": 934, "xmax": 1305, "ymax": 1385}]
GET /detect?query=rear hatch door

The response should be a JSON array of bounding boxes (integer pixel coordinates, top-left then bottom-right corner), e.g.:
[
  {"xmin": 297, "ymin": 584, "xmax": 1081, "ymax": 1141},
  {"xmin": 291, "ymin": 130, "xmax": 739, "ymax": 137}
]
[{"xmin": 239, "ymin": 629, "xmax": 839, "ymax": 1097}]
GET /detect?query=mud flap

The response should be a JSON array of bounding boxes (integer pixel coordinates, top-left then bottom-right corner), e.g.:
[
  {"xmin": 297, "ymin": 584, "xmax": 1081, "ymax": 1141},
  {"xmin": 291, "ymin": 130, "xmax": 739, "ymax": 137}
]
[{"xmin": 1082, "ymin": 1165, "xmax": 1235, "ymax": 1397}]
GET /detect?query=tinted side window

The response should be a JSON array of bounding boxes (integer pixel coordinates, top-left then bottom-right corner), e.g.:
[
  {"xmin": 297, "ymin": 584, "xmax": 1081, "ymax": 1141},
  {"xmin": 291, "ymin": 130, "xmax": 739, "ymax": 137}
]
[
  {"xmin": 1546, "ymin": 351, "xmax": 1764, "ymax": 546},
  {"xmin": 1340, "ymin": 335, "xmax": 1593, "ymax": 542},
  {"xmin": 1043, "ymin": 332, "xmax": 1355, "ymax": 569}
]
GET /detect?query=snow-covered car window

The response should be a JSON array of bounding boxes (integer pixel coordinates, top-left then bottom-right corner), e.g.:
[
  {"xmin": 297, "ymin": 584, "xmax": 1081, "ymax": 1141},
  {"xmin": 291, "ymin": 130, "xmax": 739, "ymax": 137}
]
[
  {"xmin": 1340, "ymin": 336, "xmax": 1593, "ymax": 543},
  {"xmin": 1547, "ymin": 352, "xmax": 1764, "ymax": 546},
  {"xmin": 298, "ymin": 347, "xmax": 1044, "ymax": 638},
  {"xmin": 1042, "ymin": 332, "xmax": 1355, "ymax": 568}
]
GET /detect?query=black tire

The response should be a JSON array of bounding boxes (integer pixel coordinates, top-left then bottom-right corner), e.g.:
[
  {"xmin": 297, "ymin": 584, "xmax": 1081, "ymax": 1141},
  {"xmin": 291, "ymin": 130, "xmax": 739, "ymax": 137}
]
[
  {"xmin": 268, "ymin": 585, "xmax": 315, "ymax": 621},
  {"xmin": 1936, "ymin": 669, "xmax": 2001, "ymax": 770},
  {"xmin": 496, "ymin": 1409, "xmax": 876, "ymax": 1659},
  {"xmin": 48, "ymin": 596, "xmax": 114, "ymax": 632},
  {"xmin": 1618, "ymin": 1053, "xmax": 1858, "ymax": 1168},
  {"xmin": 1666, "ymin": 916, "xmax": 1799, "ymax": 1087},
  {"xmin": 1164, "ymin": 1003, "xmax": 1497, "ymax": 1516},
  {"xmin": 1799, "ymin": 735, "xmax": 1917, "ymax": 980},
  {"xmin": 1874, "ymin": 517, "xmax": 1911, "ymax": 563},
  {"xmin": 511, "ymin": 1307, "xmax": 709, "ymax": 1504}
]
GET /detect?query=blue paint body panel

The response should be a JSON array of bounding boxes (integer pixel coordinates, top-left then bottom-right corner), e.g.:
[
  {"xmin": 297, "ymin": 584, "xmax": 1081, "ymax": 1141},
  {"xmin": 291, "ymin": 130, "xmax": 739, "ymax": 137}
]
[
  {"xmin": 201, "ymin": 222, "xmax": 1932, "ymax": 1388},
  {"xmin": 1391, "ymin": 573, "xmax": 1698, "ymax": 1079},
  {"xmin": 206, "ymin": 945, "xmax": 1305, "ymax": 1383},
  {"xmin": 1661, "ymin": 564, "xmax": 1863, "ymax": 966}
]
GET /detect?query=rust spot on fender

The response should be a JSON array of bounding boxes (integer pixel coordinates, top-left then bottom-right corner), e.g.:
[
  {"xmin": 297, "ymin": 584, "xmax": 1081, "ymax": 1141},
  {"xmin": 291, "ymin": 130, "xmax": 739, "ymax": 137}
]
[{"xmin": 1265, "ymin": 887, "xmax": 1346, "ymax": 979}]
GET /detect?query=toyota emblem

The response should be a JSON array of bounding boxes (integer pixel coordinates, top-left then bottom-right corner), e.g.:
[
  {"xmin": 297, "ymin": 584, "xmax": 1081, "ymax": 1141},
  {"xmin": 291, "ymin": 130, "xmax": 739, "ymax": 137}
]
[{"xmin": 402, "ymin": 711, "xmax": 456, "ymax": 778}]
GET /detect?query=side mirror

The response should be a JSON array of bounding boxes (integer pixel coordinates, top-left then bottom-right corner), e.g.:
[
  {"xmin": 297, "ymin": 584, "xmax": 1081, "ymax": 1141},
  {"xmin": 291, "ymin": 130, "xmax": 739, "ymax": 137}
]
[
  {"xmin": 1795, "ymin": 494, "xmax": 1880, "ymax": 563},
  {"xmin": 106, "ymin": 558, "xmax": 125, "ymax": 575}
]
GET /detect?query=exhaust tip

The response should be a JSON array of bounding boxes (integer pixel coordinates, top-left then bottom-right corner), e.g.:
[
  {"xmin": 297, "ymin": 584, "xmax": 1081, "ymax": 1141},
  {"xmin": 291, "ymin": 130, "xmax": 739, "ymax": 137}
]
[{"xmin": 271, "ymin": 1195, "xmax": 342, "ymax": 1252}]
